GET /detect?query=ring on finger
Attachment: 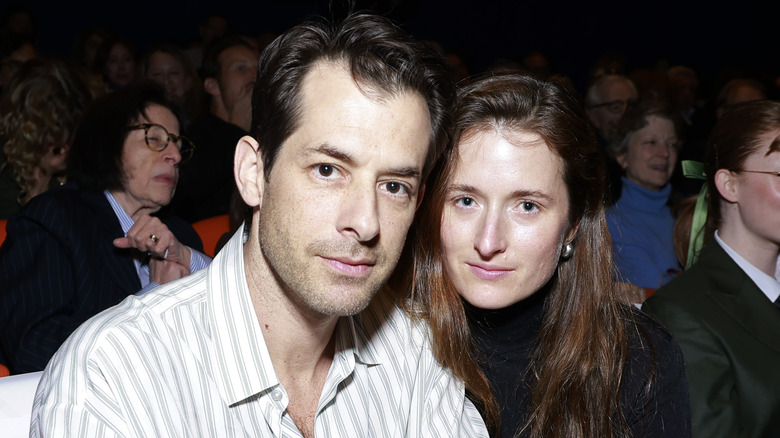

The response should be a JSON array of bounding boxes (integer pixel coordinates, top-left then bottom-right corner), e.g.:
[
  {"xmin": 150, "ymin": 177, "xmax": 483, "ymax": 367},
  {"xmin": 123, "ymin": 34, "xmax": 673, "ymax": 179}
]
[{"xmin": 150, "ymin": 234, "xmax": 159, "ymax": 244}]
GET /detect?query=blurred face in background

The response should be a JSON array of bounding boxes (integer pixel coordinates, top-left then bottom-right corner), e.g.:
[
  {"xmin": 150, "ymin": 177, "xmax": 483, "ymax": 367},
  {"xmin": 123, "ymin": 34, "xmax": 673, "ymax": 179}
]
[
  {"xmin": 146, "ymin": 51, "xmax": 191, "ymax": 104},
  {"xmin": 617, "ymin": 115, "xmax": 679, "ymax": 191},
  {"xmin": 106, "ymin": 43, "xmax": 136, "ymax": 88}
]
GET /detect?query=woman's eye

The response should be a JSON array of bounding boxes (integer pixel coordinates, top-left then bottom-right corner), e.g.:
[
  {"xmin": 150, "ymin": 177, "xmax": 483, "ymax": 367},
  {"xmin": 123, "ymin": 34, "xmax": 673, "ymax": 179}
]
[
  {"xmin": 456, "ymin": 197, "xmax": 475, "ymax": 207},
  {"xmin": 520, "ymin": 201, "xmax": 537, "ymax": 212}
]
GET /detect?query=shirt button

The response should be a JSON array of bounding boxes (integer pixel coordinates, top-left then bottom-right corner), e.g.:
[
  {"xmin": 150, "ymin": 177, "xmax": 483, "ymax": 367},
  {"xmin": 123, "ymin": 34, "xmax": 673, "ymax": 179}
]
[{"xmin": 271, "ymin": 389, "xmax": 283, "ymax": 401}]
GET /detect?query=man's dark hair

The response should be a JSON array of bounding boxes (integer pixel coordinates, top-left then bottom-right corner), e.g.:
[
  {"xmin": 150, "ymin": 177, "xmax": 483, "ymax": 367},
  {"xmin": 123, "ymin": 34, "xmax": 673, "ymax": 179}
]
[
  {"xmin": 251, "ymin": 12, "xmax": 454, "ymax": 180},
  {"xmin": 67, "ymin": 81, "xmax": 188, "ymax": 191}
]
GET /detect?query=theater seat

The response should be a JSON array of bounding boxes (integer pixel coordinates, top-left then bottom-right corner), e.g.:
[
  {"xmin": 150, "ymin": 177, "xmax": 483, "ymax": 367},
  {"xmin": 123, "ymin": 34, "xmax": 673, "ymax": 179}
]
[
  {"xmin": 0, "ymin": 219, "xmax": 7, "ymax": 247},
  {"xmin": 191, "ymin": 214, "xmax": 230, "ymax": 258}
]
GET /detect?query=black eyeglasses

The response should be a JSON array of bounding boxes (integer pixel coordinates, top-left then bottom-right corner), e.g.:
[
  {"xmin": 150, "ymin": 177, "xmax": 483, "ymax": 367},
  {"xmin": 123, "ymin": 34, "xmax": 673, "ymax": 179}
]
[
  {"xmin": 738, "ymin": 170, "xmax": 780, "ymax": 177},
  {"xmin": 128, "ymin": 123, "xmax": 195, "ymax": 163},
  {"xmin": 589, "ymin": 98, "xmax": 638, "ymax": 115}
]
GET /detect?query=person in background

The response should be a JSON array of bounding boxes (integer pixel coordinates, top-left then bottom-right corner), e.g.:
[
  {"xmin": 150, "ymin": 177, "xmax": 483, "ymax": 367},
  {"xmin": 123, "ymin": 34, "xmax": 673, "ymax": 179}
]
[
  {"xmin": 644, "ymin": 100, "xmax": 780, "ymax": 438},
  {"xmin": 606, "ymin": 102, "xmax": 683, "ymax": 294},
  {"xmin": 0, "ymin": 82, "xmax": 210, "ymax": 374},
  {"xmin": 584, "ymin": 73, "xmax": 640, "ymax": 204},
  {"xmin": 94, "ymin": 34, "xmax": 138, "ymax": 91},
  {"xmin": 31, "ymin": 13, "xmax": 488, "ymax": 437},
  {"xmin": 170, "ymin": 36, "xmax": 257, "ymax": 223},
  {"xmin": 0, "ymin": 32, "xmax": 36, "ymax": 96},
  {"xmin": 142, "ymin": 42, "xmax": 203, "ymax": 119},
  {"xmin": 0, "ymin": 58, "xmax": 92, "ymax": 218},
  {"xmin": 408, "ymin": 72, "xmax": 690, "ymax": 437}
]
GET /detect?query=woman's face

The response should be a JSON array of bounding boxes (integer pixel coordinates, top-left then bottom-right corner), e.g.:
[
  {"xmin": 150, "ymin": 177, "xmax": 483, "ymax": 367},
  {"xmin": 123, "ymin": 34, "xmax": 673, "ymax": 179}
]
[
  {"xmin": 146, "ymin": 52, "xmax": 189, "ymax": 103},
  {"xmin": 727, "ymin": 132, "xmax": 780, "ymax": 249},
  {"xmin": 116, "ymin": 104, "xmax": 181, "ymax": 214},
  {"xmin": 617, "ymin": 115, "xmax": 679, "ymax": 191},
  {"xmin": 106, "ymin": 43, "xmax": 136, "ymax": 88},
  {"xmin": 441, "ymin": 129, "xmax": 573, "ymax": 310}
]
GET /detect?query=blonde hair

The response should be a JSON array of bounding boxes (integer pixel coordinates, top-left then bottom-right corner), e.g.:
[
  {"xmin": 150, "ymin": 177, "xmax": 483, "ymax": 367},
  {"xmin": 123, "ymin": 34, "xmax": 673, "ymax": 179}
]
[{"xmin": 0, "ymin": 58, "xmax": 91, "ymax": 203}]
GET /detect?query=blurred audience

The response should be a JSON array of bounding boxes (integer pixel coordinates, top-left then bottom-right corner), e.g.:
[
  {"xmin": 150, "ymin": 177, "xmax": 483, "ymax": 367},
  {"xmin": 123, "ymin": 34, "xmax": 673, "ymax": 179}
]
[
  {"xmin": 644, "ymin": 100, "xmax": 780, "ymax": 437},
  {"xmin": 170, "ymin": 35, "xmax": 257, "ymax": 223},
  {"xmin": 0, "ymin": 58, "xmax": 92, "ymax": 218},
  {"xmin": 94, "ymin": 34, "xmax": 138, "ymax": 91},
  {"xmin": 142, "ymin": 42, "xmax": 203, "ymax": 119},
  {"xmin": 606, "ymin": 102, "xmax": 683, "ymax": 294},
  {"xmin": 0, "ymin": 82, "xmax": 210, "ymax": 374},
  {"xmin": 0, "ymin": 32, "xmax": 36, "ymax": 95}
]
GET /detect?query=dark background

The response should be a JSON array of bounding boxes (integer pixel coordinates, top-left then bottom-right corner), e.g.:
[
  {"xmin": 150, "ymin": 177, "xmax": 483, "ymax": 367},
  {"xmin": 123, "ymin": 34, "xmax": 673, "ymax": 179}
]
[{"xmin": 8, "ymin": 0, "xmax": 780, "ymax": 98}]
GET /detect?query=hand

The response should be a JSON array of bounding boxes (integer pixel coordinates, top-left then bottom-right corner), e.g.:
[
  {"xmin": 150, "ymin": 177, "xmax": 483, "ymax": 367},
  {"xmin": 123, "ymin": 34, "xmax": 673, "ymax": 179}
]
[
  {"xmin": 149, "ymin": 257, "xmax": 190, "ymax": 285},
  {"xmin": 113, "ymin": 213, "xmax": 192, "ymax": 269}
]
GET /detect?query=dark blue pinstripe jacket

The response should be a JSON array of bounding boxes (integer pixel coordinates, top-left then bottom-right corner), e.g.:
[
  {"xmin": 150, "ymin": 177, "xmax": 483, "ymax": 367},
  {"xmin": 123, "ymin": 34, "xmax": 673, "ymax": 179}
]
[{"xmin": 0, "ymin": 183, "xmax": 202, "ymax": 374}]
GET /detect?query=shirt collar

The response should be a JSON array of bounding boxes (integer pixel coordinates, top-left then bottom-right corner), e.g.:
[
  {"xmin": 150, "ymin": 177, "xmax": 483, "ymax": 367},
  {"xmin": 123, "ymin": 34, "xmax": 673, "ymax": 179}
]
[
  {"xmin": 104, "ymin": 189, "xmax": 134, "ymax": 234},
  {"xmin": 715, "ymin": 230, "xmax": 780, "ymax": 303}
]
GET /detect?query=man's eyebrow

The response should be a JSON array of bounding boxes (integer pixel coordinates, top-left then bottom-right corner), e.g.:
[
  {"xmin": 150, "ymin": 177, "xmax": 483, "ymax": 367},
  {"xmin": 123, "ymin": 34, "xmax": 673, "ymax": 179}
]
[{"xmin": 311, "ymin": 143, "xmax": 421, "ymax": 179}]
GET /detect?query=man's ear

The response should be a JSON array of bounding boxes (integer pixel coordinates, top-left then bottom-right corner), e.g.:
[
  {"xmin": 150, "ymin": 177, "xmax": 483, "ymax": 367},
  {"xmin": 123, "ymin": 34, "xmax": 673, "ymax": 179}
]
[
  {"xmin": 415, "ymin": 184, "xmax": 426, "ymax": 211},
  {"xmin": 234, "ymin": 135, "xmax": 264, "ymax": 207},
  {"xmin": 204, "ymin": 77, "xmax": 220, "ymax": 98},
  {"xmin": 714, "ymin": 168, "xmax": 739, "ymax": 203}
]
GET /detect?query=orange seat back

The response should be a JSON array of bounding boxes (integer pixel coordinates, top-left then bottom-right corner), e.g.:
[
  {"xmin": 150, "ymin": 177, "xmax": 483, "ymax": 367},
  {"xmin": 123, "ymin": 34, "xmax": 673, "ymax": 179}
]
[
  {"xmin": 191, "ymin": 214, "xmax": 230, "ymax": 257},
  {"xmin": 0, "ymin": 218, "xmax": 6, "ymax": 248}
]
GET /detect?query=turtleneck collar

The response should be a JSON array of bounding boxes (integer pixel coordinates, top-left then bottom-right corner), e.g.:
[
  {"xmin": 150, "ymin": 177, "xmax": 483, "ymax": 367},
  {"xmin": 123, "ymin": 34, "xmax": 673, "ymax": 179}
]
[
  {"xmin": 618, "ymin": 176, "xmax": 671, "ymax": 213},
  {"xmin": 466, "ymin": 285, "xmax": 548, "ymax": 354}
]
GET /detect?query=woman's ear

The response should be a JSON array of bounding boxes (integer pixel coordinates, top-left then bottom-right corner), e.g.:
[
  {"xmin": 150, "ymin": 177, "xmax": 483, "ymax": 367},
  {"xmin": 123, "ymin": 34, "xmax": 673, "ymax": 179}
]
[
  {"xmin": 615, "ymin": 152, "xmax": 628, "ymax": 170},
  {"xmin": 714, "ymin": 168, "xmax": 738, "ymax": 203},
  {"xmin": 234, "ymin": 135, "xmax": 264, "ymax": 207}
]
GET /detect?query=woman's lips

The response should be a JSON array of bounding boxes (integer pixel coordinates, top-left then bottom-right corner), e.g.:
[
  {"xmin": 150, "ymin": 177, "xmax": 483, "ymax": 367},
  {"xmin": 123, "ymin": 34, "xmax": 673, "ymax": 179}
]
[{"xmin": 467, "ymin": 263, "xmax": 513, "ymax": 280}]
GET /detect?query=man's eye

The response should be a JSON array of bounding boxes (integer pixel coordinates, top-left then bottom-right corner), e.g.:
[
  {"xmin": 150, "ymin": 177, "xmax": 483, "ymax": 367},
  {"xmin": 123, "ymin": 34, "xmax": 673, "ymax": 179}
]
[{"xmin": 318, "ymin": 164, "xmax": 334, "ymax": 177}]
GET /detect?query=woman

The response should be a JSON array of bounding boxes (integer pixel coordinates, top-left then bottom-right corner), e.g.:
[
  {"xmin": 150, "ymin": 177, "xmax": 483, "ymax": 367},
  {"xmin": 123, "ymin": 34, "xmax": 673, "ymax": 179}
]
[
  {"xmin": 644, "ymin": 100, "xmax": 780, "ymax": 437},
  {"xmin": 0, "ymin": 82, "xmax": 210, "ymax": 374},
  {"xmin": 95, "ymin": 34, "xmax": 138, "ymax": 91},
  {"xmin": 142, "ymin": 42, "xmax": 203, "ymax": 119},
  {"xmin": 606, "ymin": 103, "xmax": 682, "ymax": 292},
  {"xmin": 410, "ymin": 73, "xmax": 690, "ymax": 437},
  {"xmin": 0, "ymin": 58, "xmax": 92, "ymax": 218}
]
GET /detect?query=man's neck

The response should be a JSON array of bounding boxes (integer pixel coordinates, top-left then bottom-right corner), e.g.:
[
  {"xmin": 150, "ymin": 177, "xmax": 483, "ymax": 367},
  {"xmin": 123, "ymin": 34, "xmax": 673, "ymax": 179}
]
[{"xmin": 243, "ymin": 237, "xmax": 339, "ymax": 436}]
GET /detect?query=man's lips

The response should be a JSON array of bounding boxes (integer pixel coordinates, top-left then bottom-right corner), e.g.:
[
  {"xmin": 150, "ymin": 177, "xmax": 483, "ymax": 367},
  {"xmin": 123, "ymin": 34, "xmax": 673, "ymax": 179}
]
[
  {"xmin": 320, "ymin": 255, "xmax": 376, "ymax": 276},
  {"xmin": 466, "ymin": 263, "xmax": 513, "ymax": 280}
]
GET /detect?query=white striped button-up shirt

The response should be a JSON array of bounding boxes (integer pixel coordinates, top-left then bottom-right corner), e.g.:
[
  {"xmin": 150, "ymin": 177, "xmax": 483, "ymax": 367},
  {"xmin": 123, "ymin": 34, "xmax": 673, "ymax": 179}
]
[{"xmin": 31, "ymin": 225, "xmax": 489, "ymax": 437}]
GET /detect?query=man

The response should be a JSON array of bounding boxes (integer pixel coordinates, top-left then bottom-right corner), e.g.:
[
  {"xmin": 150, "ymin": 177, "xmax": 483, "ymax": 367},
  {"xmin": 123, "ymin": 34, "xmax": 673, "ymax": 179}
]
[
  {"xmin": 172, "ymin": 36, "xmax": 258, "ymax": 223},
  {"xmin": 584, "ymin": 73, "xmax": 639, "ymax": 142},
  {"xmin": 31, "ymin": 13, "xmax": 488, "ymax": 437}
]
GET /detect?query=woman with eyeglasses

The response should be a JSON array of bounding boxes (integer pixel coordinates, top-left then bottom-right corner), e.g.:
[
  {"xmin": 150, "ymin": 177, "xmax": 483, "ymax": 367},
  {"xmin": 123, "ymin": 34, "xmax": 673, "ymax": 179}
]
[
  {"xmin": 644, "ymin": 100, "xmax": 780, "ymax": 438},
  {"xmin": 605, "ymin": 102, "xmax": 683, "ymax": 299},
  {"xmin": 0, "ymin": 82, "xmax": 211, "ymax": 374}
]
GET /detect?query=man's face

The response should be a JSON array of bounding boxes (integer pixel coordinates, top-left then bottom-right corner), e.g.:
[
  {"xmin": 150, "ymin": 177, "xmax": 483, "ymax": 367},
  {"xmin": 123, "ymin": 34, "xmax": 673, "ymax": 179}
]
[
  {"xmin": 586, "ymin": 81, "xmax": 637, "ymax": 138},
  {"xmin": 216, "ymin": 45, "xmax": 257, "ymax": 113},
  {"xmin": 257, "ymin": 61, "xmax": 430, "ymax": 318}
]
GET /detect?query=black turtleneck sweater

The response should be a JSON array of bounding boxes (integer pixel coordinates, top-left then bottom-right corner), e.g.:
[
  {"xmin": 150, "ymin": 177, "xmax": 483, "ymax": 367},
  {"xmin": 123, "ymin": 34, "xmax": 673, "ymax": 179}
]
[{"xmin": 467, "ymin": 290, "xmax": 691, "ymax": 437}]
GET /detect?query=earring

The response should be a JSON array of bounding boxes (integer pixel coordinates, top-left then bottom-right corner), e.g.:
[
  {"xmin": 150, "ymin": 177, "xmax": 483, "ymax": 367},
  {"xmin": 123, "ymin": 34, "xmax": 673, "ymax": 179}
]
[{"xmin": 561, "ymin": 242, "xmax": 574, "ymax": 260}]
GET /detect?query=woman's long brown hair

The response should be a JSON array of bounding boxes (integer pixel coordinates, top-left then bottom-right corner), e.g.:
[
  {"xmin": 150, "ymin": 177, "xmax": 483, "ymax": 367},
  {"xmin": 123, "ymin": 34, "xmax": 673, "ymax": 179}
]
[{"xmin": 407, "ymin": 72, "xmax": 640, "ymax": 437}]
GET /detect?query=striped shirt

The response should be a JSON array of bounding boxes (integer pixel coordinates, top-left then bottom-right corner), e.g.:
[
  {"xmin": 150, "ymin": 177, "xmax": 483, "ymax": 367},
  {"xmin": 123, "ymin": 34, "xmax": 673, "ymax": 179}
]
[{"xmin": 31, "ymin": 225, "xmax": 489, "ymax": 437}]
